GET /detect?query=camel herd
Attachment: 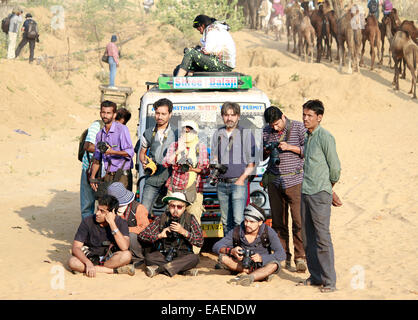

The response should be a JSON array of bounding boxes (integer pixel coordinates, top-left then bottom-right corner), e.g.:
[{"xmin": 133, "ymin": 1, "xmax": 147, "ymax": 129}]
[{"xmin": 261, "ymin": 2, "xmax": 418, "ymax": 99}]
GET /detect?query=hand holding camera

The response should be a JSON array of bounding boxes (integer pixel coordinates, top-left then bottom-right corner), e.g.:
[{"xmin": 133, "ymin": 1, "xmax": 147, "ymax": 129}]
[{"xmin": 169, "ymin": 221, "xmax": 187, "ymax": 237}]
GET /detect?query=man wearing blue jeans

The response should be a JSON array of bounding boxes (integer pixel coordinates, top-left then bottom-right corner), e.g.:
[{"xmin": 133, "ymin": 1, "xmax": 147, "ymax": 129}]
[
  {"xmin": 80, "ymin": 120, "xmax": 103, "ymax": 219},
  {"xmin": 138, "ymin": 98, "xmax": 177, "ymax": 215},
  {"xmin": 106, "ymin": 35, "xmax": 119, "ymax": 88},
  {"xmin": 211, "ymin": 102, "xmax": 256, "ymax": 235}
]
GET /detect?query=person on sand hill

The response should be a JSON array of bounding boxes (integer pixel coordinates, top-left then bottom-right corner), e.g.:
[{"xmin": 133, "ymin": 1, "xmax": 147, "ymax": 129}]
[
  {"xmin": 15, "ymin": 13, "xmax": 39, "ymax": 64},
  {"xmin": 7, "ymin": 8, "xmax": 22, "ymax": 60},
  {"xmin": 174, "ymin": 15, "xmax": 236, "ymax": 76},
  {"xmin": 68, "ymin": 194, "xmax": 135, "ymax": 277},
  {"xmin": 297, "ymin": 99, "xmax": 342, "ymax": 293},
  {"xmin": 106, "ymin": 35, "xmax": 119, "ymax": 88}
]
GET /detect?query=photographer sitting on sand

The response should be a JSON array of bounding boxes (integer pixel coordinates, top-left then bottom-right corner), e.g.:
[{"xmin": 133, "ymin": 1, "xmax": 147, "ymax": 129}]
[
  {"xmin": 174, "ymin": 14, "xmax": 236, "ymax": 76},
  {"xmin": 212, "ymin": 203, "xmax": 286, "ymax": 286},
  {"xmin": 138, "ymin": 192, "xmax": 204, "ymax": 278}
]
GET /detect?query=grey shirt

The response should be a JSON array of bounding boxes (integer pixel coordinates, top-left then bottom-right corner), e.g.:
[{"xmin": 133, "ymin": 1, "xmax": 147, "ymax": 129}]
[
  {"xmin": 211, "ymin": 126, "xmax": 257, "ymax": 178},
  {"xmin": 9, "ymin": 14, "xmax": 21, "ymax": 33}
]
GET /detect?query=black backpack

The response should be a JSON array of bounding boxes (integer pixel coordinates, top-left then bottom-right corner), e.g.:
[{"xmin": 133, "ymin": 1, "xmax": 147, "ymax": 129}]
[
  {"xmin": 369, "ymin": 0, "xmax": 378, "ymax": 13},
  {"xmin": 78, "ymin": 120, "xmax": 104, "ymax": 162},
  {"xmin": 25, "ymin": 19, "xmax": 38, "ymax": 39},
  {"xmin": 1, "ymin": 14, "xmax": 13, "ymax": 34}
]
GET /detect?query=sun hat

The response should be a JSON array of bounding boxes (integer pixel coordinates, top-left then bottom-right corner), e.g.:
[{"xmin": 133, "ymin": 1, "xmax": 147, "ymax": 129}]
[
  {"xmin": 244, "ymin": 203, "xmax": 266, "ymax": 222},
  {"xmin": 107, "ymin": 182, "xmax": 135, "ymax": 206},
  {"xmin": 25, "ymin": 13, "xmax": 32, "ymax": 18},
  {"xmin": 181, "ymin": 120, "xmax": 199, "ymax": 133},
  {"xmin": 162, "ymin": 192, "xmax": 191, "ymax": 206}
]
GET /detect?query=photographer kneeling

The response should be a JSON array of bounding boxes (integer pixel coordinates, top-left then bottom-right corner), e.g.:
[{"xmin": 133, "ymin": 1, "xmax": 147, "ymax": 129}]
[
  {"xmin": 212, "ymin": 203, "xmax": 286, "ymax": 286},
  {"xmin": 138, "ymin": 192, "xmax": 204, "ymax": 278}
]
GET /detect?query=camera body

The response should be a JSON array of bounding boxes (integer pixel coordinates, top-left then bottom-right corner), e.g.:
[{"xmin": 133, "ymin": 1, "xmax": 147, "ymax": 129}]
[
  {"xmin": 209, "ymin": 163, "xmax": 228, "ymax": 186},
  {"xmin": 162, "ymin": 247, "xmax": 178, "ymax": 262},
  {"xmin": 177, "ymin": 156, "xmax": 194, "ymax": 173},
  {"xmin": 265, "ymin": 141, "xmax": 281, "ymax": 167},
  {"xmin": 97, "ymin": 141, "xmax": 109, "ymax": 154},
  {"xmin": 241, "ymin": 249, "xmax": 256, "ymax": 270},
  {"xmin": 164, "ymin": 216, "xmax": 180, "ymax": 240}
]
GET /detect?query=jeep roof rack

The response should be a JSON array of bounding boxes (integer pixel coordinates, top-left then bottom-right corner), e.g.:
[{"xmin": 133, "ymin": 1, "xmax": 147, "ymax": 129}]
[{"xmin": 146, "ymin": 72, "xmax": 253, "ymax": 91}]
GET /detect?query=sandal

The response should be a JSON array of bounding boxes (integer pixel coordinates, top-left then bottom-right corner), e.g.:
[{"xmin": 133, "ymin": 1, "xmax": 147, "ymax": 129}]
[
  {"xmin": 320, "ymin": 285, "xmax": 337, "ymax": 293},
  {"xmin": 296, "ymin": 278, "xmax": 322, "ymax": 287}
]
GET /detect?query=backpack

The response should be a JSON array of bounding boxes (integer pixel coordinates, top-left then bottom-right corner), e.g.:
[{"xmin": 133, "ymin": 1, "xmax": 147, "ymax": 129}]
[
  {"xmin": 369, "ymin": 0, "xmax": 378, "ymax": 13},
  {"xmin": 78, "ymin": 120, "xmax": 104, "ymax": 162},
  {"xmin": 1, "ymin": 14, "xmax": 13, "ymax": 34},
  {"xmin": 25, "ymin": 19, "xmax": 38, "ymax": 39}
]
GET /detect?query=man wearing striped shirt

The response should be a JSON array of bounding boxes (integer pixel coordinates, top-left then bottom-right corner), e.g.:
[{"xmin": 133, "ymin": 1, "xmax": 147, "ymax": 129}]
[
  {"xmin": 262, "ymin": 106, "xmax": 307, "ymax": 272},
  {"xmin": 80, "ymin": 119, "xmax": 103, "ymax": 220}
]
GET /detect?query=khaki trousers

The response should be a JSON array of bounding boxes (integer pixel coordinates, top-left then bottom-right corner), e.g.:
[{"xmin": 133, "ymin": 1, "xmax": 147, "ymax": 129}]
[{"xmin": 7, "ymin": 32, "xmax": 17, "ymax": 59}]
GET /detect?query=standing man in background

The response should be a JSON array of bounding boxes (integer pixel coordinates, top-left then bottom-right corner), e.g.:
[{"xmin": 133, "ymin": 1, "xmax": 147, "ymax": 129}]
[
  {"xmin": 7, "ymin": 7, "xmax": 22, "ymax": 59},
  {"xmin": 298, "ymin": 99, "xmax": 341, "ymax": 293}
]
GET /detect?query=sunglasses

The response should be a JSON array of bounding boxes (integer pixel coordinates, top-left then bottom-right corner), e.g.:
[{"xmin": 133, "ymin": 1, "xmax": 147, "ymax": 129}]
[{"xmin": 169, "ymin": 204, "xmax": 186, "ymax": 210}]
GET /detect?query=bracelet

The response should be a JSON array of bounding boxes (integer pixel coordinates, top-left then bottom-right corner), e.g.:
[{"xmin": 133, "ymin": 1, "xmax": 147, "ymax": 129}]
[{"xmin": 225, "ymin": 247, "xmax": 232, "ymax": 256}]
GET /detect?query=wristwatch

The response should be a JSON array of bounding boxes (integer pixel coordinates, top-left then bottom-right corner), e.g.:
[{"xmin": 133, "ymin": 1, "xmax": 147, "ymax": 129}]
[{"xmin": 111, "ymin": 228, "xmax": 119, "ymax": 235}]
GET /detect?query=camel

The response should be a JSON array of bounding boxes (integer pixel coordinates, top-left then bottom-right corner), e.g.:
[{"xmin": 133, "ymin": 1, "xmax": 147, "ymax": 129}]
[
  {"xmin": 379, "ymin": 8, "xmax": 401, "ymax": 67},
  {"xmin": 309, "ymin": 7, "xmax": 331, "ymax": 63},
  {"xmin": 337, "ymin": 9, "xmax": 361, "ymax": 74},
  {"xmin": 326, "ymin": 10, "xmax": 339, "ymax": 61},
  {"xmin": 286, "ymin": 3, "xmax": 303, "ymax": 55},
  {"xmin": 298, "ymin": 15, "xmax": 316, "ymax": 63},
  {"xmin": 391, "ymin": 30, "xmax": 417, "ymax": 99},
  {"xmin": 360, "ymin": 14, "xmax": 381, "ymax": 70}
]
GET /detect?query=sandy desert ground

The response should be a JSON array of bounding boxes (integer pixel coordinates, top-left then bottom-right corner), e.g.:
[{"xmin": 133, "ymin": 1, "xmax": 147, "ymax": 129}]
[{"xmin": 0, "ymin": 5, "xmax": 417, "ymax": 300}]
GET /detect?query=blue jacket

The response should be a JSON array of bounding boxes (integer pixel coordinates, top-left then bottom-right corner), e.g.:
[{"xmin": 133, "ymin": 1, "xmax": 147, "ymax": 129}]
[{"xmin": 212, "ymin": 223, "xmax": 286, "ymax": 266}]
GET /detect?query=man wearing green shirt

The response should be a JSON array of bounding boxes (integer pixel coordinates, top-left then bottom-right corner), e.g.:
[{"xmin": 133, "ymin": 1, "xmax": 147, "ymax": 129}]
[{"xmin": 299, "ymin": 99, "xmax": 341, "ymax": 293}]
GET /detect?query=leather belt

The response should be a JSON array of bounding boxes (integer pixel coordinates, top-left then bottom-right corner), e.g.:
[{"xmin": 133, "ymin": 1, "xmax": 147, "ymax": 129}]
[
  {"xmin": 106, "ymin": 170, "xmax": 130, "ymax": 176},
  {"xmin": 219, "ymin": 177, "xmax": 243, "ymax": 183}
]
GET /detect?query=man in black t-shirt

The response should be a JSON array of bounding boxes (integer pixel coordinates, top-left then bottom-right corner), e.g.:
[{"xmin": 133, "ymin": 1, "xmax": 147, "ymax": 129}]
[{"xmin": 68, "ymin": 195, "xmax": 135, "ymax": 277}]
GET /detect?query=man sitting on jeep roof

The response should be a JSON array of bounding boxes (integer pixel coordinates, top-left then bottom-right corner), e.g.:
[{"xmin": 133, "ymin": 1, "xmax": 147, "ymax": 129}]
[{"xmin": 174, "ymin": 14, "xmax": 236, "ymax": 77}]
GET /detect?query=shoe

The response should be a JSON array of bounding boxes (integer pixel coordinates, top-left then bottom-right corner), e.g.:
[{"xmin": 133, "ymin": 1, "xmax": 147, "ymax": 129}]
[
  {"xmin": 235, "ymin": 274, "xmax": 254, "ymax": 287},
  {"xmin": 285, "ymin": 260, "xmax": 292, "ymax": 270},
  {"xmin": 296, "ymin": 277, "xmax": 322, "ymax": 287},
  {"xmin": 183, "ymin": 268, "xmax": 199, "ymax": 276},
  {"xmin": 145, "ymin": 265, "xmax": 159, "ymax": 278},
  {"xmin": 265, "ymin": 274, "xmax": 274, "ymax": 282},
  {"xmin": 320, "ymin": 285, "xmax": 337, "ymax": 293},
  {"xmin": 116, "ymin": 264, "xmax": 135, "ymax": 276},
  {"xmin": 295, "ymin": 258, "xmax": 307, "ymax": 273},
  {"xmin": 133, "ymin": 260, "xmax": 144, "ymax": 269}
]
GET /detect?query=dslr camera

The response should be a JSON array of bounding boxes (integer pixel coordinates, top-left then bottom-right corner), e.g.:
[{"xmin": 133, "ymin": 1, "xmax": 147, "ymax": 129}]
[
  {"xmin": 161, "ymin": 247, "xmax": 178, "ymax": 262},
  {"xmin": 208, "ymin": 163, "xmax": 228, "ymax": 186},
  {"xmin": 97, "ymin": 141, "xmax": 109, "ymax": 154},
  {"xmin": 265, "ymin": 141, "xmax": 281, "ymax": 167},
  {"xmin": 164, "ymin": 216, "xmax": 180, "ymax": 240},
  {"xmin": 240, "ymin": 249, "xmax": 256, "ymax": 270},
  {"xmin": 177, "ymin": 156, "xmax": 194, "ymax": 173}
]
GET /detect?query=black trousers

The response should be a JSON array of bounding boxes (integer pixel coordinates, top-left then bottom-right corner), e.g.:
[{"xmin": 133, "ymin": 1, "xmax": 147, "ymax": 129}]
[
  {"xmin": 145, "ymin": 250, "xmax": 199, "ymax": 277},
  {"xmin": 15, "ymin": 36, "xmax": 35, "ymax": 62}
]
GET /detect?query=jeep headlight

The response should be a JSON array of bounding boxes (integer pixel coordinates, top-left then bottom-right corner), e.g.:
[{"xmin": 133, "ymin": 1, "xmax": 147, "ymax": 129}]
[{"xmin": 250, "ymin": 190, "xmax": 266, "ymax": 207}]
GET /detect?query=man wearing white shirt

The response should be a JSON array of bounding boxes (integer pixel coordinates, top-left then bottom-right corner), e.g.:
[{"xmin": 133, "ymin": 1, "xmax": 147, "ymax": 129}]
[{"xmin": 175, "ymin": 15, "xmax": 236, "ymax": 76}]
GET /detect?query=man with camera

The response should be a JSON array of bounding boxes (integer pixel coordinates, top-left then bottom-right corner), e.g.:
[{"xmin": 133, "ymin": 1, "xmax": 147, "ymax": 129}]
[
  {"xmin": 138, "ymin": 98, "xmax": 178, "ymax": 215},
  {"xmin": 211, "ymin": 101, "xmax": 257, "ymax": 235},
  {"xmin": 162, "ymin": 120, "xmax": 209, "ymax": 241},
  {"xmin": 262, "ymin": 106, "xmax": 307, "ymax": 272},
  {"xmin": 89, "ymin": 100, "xmax": 134, "ymax": 194},
  {"xmin": 212, "ymin": 203, "xmax": 286, "ymax": 286},
  {"xmin": 68, "ymin": 194, "xmax": 135, "ymax": 277},
  {"xmin": 138, "ymin": 192, "xmax": 204, "ymax": 278}
]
